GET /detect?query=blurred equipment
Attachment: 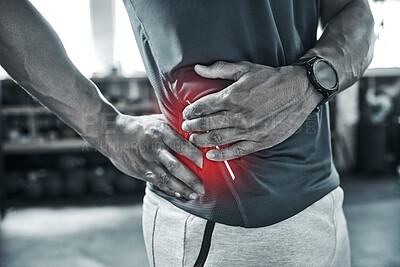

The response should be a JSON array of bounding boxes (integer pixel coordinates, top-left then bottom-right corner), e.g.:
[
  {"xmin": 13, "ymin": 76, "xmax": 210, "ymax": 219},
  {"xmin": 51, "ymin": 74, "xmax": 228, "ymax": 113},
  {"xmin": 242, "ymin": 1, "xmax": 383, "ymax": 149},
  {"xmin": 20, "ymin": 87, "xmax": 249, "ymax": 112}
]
[
  {"xmin": 357, "ymin": 124, "xmax": 387, "ymax": 171},
  {"xmin": 0, "ymin": 76, "xmax": 155, "ymax": 218},
  {"xmin": 65, "ymin": 169, "xmax": 87, "ymax": 197},
  {"xmin": 357, "ymin": 76, "xmax": 400, "ymax": 172},
  {"xmin": 396, "ymin": 165, "xmax": 400, "ymax": 196},
  {"xmin": 23, "ymin": 170, "xmax": 44, "ymax": 199},
  {"xmin": 42, "ymin": 169, "xmax": 63, "ymax": 198},
  {"xmin": 6, "ymin": 172, "xmax": 26, "ymax": 197},
  {"xmin": 58, "ymin": 155, "xmax": 87, "ymax": 171},
  {"xmin": 394, "ymin": 116, "xmax": 400, "ymax": 162},
  {"xmin": 111, "ymin": 168, "xmax": 141, "ymax": 194},
  {"xmin": 88, "ymin": 167, "xmax": 114, "ymax": 196}
]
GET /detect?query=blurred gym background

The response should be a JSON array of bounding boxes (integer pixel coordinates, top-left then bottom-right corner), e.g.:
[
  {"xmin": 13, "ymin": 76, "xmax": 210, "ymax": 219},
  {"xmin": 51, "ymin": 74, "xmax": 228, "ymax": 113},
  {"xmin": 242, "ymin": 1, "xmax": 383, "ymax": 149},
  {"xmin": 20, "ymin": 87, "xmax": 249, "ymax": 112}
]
[{"xmin": 0, "ymin": 0, "xmax": 399, "ymax": 266}]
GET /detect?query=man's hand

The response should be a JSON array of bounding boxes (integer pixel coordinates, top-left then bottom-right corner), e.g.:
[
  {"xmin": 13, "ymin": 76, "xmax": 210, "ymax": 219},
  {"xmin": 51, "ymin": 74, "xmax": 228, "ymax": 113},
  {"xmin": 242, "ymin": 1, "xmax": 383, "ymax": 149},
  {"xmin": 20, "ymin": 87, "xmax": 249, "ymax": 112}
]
[
  {"xmin": 181, "ymin": 0, "xmax": 376, "ymax": 163},
  {"xmin": 0, "ymin": 0, "xmax": 206, "ymax": 200},
  {"xmin": 181, "ymin": 61, "xmax": 323, "ymax": 161},
  {"xmin": 91, "ymin": 114, "xmax": 205, "ymax": 200}
]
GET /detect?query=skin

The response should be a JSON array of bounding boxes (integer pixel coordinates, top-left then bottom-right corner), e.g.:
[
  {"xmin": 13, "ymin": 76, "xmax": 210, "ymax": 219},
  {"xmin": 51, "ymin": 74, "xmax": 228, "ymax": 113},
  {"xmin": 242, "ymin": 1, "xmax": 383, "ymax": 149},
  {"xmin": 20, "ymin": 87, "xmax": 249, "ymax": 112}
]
[
  {"xmin": 0, "ymin": 0, "xmax": 374, "ymax": 198},
  {"xmin": 0, "ymin": 0, "xmax": 204, "ymax": 200},
  {"xmin": 182, "ymin": 0, "xmax": 376, "ymax": 161}
]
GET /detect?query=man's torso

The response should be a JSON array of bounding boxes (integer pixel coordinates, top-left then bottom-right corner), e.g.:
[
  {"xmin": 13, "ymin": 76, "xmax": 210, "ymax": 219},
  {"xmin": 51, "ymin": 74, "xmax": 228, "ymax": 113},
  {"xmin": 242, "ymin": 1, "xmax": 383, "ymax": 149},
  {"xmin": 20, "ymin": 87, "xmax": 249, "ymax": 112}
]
[{"xmin": 123, "ymin": 0, "xmax": 339, "ymax": 227}]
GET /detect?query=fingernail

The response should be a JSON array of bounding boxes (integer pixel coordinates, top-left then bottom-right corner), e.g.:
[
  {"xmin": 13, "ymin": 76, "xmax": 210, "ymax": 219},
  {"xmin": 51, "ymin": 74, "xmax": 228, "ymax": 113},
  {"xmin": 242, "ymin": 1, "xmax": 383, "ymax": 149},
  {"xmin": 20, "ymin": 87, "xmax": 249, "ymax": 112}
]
[
  {"xmin": 198, "ymin": 187, "xmax": 205, "ymax": 195},
  {"xmin": 189, "ymin": 134, "xmax": 195, "ymax": 144},
  {"xmin": 189, "ymin": 193, "xmax": 198, "ymax": 200},
  {"xmin": 206, "ymin": 151, "xmax": 215, "ymax": 159},
  {"xmin": 195, "ymin": 64, "xmax": 205, "ymax": 70},
  {"xmin": 174, "ymin": 192, "xmax": 182, "ymax": 198},
  {"xmin": 196, "ymin": 158, "xmax": 203, "ymax": 169},
  {"xmin": 181, "ymin": 122, "xmax": 188, "ymax": 131}
]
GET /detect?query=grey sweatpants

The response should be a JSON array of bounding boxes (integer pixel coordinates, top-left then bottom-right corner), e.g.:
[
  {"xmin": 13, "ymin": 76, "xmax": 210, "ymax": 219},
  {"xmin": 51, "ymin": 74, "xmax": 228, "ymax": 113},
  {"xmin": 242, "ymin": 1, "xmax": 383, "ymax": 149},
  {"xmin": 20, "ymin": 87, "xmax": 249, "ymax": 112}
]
[{"xmin": 142, "ymin": 186, "xmax": 350, "ymax": 267}]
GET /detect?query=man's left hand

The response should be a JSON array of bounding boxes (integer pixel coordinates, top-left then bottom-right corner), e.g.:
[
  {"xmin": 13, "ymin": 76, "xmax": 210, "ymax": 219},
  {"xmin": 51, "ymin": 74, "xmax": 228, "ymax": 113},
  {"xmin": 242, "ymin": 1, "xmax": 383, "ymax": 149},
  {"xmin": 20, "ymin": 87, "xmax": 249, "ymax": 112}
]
[{"xmin": 181, "ymin": 61, "xmax": 323, "ymax": 161}]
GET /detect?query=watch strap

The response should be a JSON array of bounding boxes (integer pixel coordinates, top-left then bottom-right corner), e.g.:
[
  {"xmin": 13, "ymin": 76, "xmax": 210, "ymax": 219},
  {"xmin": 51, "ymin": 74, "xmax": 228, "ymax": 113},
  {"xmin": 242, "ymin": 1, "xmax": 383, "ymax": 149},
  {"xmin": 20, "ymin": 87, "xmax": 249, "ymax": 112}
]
[{"xmin": 294, "ymin": 56, "xmax": 339, "ymax": 111}]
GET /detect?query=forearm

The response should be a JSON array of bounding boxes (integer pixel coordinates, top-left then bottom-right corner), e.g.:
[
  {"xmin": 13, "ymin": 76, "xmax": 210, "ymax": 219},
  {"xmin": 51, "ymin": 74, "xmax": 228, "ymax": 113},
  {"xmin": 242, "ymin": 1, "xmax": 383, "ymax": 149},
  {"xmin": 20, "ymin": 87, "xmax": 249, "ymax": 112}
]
[
  {"xmin": 303, "ymin": 0, "xmax": 375, "ymax": 91},
  {"xmin": 0, "ymin": 0, "xmax": 119, "ymax": 141}
]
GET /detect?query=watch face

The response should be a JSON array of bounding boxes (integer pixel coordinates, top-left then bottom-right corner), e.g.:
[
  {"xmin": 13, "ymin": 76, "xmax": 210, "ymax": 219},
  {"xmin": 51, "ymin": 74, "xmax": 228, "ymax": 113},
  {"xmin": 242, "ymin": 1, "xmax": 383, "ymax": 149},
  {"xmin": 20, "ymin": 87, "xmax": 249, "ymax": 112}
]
[{"xmin": 313, "ymin": 60, "xmax": 338, "ymax": 90}]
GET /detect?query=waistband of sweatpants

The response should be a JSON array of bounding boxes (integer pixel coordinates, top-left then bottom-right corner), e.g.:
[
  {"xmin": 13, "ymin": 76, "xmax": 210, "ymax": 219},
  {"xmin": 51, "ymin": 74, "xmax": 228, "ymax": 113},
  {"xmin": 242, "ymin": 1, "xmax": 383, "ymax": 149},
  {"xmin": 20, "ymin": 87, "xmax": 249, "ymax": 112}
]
[{"xmin": 143, "ymin": 186, "xmax": 345, "ymax": 225}]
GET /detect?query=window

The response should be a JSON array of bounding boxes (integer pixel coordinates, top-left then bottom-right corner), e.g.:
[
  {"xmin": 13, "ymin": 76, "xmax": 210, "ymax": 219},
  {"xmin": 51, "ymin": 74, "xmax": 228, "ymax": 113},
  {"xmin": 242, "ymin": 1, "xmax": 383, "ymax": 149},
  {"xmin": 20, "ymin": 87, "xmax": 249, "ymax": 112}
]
[
  {"xmin": 369, "ymin": 0, "xmax": 400, "ymax": 69},
  {"xmin": 0, "ymin": 0, "xmax": 145, "ymax": 79},
  {"xmin": 0, "ymin": 0, "xmax": 399, "ymax": 80},
  {"xmin": 114, "ymin": 0, "xmax": 146, "ymax": 76}
]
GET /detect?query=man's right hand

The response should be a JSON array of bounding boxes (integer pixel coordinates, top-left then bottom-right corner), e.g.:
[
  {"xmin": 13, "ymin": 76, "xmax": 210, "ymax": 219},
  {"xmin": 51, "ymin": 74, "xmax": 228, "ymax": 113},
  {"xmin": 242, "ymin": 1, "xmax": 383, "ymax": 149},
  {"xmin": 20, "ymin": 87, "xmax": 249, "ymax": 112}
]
[
  {"xmin": 89, "ymin": 113, "xmax": 205, "ymax": 200},
  {"xmin": 0, "ymin": 0, "xmax": 205, "ymax": 200}
]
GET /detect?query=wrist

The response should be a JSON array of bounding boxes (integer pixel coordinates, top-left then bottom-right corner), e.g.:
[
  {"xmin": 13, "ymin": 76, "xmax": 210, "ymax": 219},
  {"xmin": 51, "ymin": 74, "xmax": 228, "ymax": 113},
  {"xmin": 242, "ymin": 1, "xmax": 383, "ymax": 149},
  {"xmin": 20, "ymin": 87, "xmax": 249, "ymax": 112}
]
[
  {"xmin": 31, "ymin": 75, "xmax": 121, "ymax": 141},
  {"xmin": 293, "ymin": 65, "xmax": 324, "ymax": 113},
  {"xmin": 79, "ymin": 101, "xmax": 121, "ymax": 148},
  {"xmin": 293, "ymin": 56, "xmax": 339, "ymax": 112}
]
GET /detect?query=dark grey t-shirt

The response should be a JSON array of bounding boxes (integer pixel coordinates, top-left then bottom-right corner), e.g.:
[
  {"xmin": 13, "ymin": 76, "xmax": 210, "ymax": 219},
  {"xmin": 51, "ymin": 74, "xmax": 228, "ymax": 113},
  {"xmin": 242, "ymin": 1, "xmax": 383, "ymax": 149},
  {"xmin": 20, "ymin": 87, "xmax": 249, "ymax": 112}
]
[{"xmin": 123, "ymin": 0, "xmax": 340, "ymax": 228}]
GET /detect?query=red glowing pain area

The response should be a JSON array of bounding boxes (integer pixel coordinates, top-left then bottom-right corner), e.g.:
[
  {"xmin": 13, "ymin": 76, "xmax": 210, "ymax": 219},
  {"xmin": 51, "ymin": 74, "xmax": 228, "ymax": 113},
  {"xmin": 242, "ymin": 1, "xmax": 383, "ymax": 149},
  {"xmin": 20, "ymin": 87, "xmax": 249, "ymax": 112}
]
[{"xmin": 158, "ymin": 66, "xmax": 245, "ymax": 197}]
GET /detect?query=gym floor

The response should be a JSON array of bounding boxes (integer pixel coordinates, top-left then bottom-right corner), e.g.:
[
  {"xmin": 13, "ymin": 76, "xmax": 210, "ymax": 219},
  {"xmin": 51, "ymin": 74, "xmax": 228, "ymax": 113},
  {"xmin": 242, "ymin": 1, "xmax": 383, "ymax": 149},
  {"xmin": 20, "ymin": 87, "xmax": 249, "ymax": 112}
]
[{"xmin": 1, "ymin": 173, "xmax": 399, "ymax": 267}]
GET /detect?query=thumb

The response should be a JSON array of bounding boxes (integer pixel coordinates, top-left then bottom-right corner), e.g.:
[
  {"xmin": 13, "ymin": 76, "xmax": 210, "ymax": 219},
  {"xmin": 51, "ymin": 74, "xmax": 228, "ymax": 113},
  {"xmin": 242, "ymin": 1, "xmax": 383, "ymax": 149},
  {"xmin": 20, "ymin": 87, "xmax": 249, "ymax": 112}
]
[{"xmin": 194, "ymin": 61, "xmax": 248, "ymax": 81}]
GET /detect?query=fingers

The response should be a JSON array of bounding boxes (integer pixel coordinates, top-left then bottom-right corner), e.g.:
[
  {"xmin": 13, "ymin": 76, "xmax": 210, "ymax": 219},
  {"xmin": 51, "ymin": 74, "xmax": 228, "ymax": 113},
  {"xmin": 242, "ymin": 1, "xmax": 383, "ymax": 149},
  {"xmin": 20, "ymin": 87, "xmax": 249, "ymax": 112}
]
[
  {"xmin": 183, "ymin": 61, "xmax": 250, "ymax": 121},
  {"xmin": 182, "ymin": 111, "xmax": 246, "ymax": 132},
  {"xmin": 189, "ymin": 128, "xmax": 248, "ymax": 147},
  {"xmin": 144, "ymin": 170, "xmax": 177, "ymax": 197},
  {"xmin": 205, "ymin": 140, "xmax": 261, "ymax": 161},
  {"xmin": 182, "ymin": 90, "xmax": 225, "ymax": 120},
  {"xmin": 149, "ymin": 163, "xmax": 202, "ymax": 200},
  {"xmin": 156, "ymin": 148, "xmax": 205, "ymax": 195},
  {"xmin": 194, "ymin": 61, "xmax": 250, "ymax": 81},
  {"xmin": 162, "ymin": 129, "xmax": 203, "ymax": 168}
]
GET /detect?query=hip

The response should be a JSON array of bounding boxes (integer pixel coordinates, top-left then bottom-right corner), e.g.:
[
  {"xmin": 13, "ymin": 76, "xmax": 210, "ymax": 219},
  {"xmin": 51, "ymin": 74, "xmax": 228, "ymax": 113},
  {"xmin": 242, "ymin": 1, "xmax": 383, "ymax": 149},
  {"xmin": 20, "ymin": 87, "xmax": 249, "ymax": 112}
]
[{"xmin": 142, "ymin": 186, "xmax": 350, "ymax": 267}]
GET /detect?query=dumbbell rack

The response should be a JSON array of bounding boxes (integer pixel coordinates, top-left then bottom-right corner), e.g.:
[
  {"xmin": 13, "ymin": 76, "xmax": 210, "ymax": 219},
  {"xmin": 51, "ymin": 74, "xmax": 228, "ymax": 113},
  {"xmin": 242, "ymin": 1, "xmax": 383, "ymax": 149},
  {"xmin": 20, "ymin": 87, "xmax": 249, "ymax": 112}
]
[
  {"xmin": 0, "ymin": 76, "xmax": 158, "ymax": 220},
  {"xmin": 0, "ymin": 82, "xmax": 4, "ymax": 219}
]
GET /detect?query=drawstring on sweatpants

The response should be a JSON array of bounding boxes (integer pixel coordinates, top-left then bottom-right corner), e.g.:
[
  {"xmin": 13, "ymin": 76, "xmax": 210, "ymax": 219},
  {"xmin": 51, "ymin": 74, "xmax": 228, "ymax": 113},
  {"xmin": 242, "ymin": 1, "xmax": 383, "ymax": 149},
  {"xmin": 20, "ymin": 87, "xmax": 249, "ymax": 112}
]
[{"xmin": 193, "ymin": 220, "xmax": 216, "ymax": 267}]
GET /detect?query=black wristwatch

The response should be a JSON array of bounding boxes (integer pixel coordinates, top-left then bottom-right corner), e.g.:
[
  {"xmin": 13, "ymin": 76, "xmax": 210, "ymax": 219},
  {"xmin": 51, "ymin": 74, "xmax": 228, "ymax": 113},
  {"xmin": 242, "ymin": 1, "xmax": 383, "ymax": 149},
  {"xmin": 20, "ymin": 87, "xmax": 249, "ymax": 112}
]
[{"xmin": 294, "ymin": 56, "xmax": 339, "ymax": 110}]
